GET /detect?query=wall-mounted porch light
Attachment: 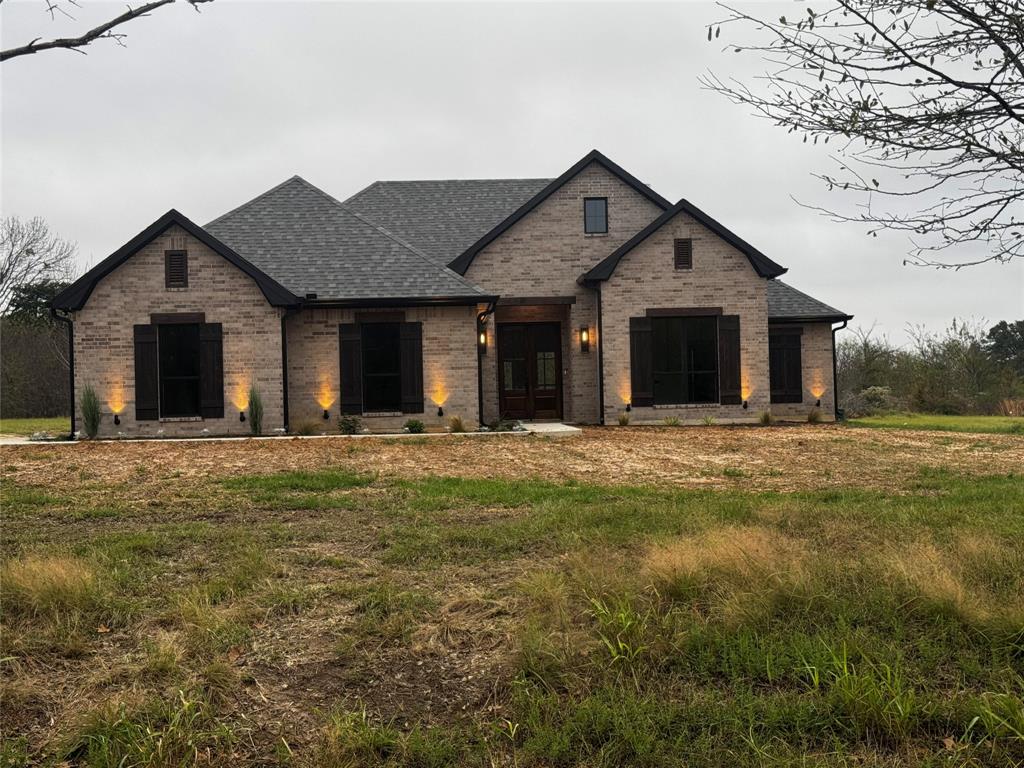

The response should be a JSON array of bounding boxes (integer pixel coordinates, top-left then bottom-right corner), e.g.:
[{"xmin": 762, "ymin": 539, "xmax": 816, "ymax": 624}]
[
  {"xmin": 239, "ymin": 411, "xmax": 246, "ymax": 422},
  {"xmin": 580, "ymin": 326, "xmax": 590, "ymax": 354},
  {"xmin": 478, "ymin": 328, "xmax": 488, "ymax": 354}
]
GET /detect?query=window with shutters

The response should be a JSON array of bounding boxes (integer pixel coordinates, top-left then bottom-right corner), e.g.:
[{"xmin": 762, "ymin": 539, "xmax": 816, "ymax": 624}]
[
  {"xmin": 158, "ymin": 323, "xmax": 201, "ymax": 417},
  {"xmin": 361, "ymin": 322, "xmax": 402, "ymax": 412},
  {"xmin": 583, "ymin": 198, "xmax": 608, "ymax": 234},
  {"xmin": 651, "ymin": 316, "xmax": 718, "ymax": 404},
  {"xmin": 165, "ymin": 251, "xmax": 188, "ymax": 288},
  {"xmin": 770, "ymin": 330, "xmax": 803, "ymax": 403},
  {"xmin": 673, "ymin": 239, "xmax": 693, "ymax": 270}
]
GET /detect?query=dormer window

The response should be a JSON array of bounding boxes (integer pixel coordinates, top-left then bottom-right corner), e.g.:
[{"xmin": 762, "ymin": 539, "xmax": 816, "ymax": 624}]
[
  {"xmin": 165, "ymin": 251, "xmax": 188, "ymax": 288},
  {"xmin": 584, "ymin": 198, "xmax": 608, "ymax": 234},
  {"xmin": 674, "ymin": 239, "xmax": 693, "ymax": 270}
]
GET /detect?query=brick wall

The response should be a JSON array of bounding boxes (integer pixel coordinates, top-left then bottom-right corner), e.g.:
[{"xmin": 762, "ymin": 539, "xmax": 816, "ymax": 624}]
[
  {"xmin": 769, "ymin": 322, "xmax": 837, "ymax": 422},
  {"xmin": 71, "ymin": 225, "xmax": 284, "ymax": 437},
  {"xmin": 285, "ymin": 304, "xmax": 480, "ymax": 431},
  {"xmin": 467, "ymin": 162, "xmax": 664, "ymax": 423},
  {"xmin": 601, "ymin": 210, "xmax": 771, "ymax": 424}
]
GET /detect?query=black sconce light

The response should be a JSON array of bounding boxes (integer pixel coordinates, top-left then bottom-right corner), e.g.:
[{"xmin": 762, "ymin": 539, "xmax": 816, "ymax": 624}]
[
  {"xmin": 113, "ymin": 414, "xmax": 121, "ymax": 426},
  {"xmin": 580, "ymin": 326, "xmax": 590, "ymax": 354},
  {"xmin": 478, "ymin": 328, "xmax": 487, "ymax": 354},
  {"xmin": 322, "ymin": 409, "xmax": 330, "ymax": 420},
  {"xmin": 625, "ymin": 403, "xmax": 632, "ymax": 412},
  {"xmin": 742, "ymin": 400, "xmax": 749, "ymax": 410},
  {"xmin": 239, "ymin": 411, "xmax": 246, "ymax": 422},
  {"xmin": 437, "ymin": 406, "xmax": 444, "ymax": 417},
  {"xmin": 816, "ymin": 398, "xmax": 821, "ymax": 407}
]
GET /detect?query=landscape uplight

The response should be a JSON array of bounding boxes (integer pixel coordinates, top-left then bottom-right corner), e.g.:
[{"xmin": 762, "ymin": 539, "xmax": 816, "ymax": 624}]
[
  {"xmin": 323, "ymin": 408, "xmax": 330, "ymax": 420},
  {"xmin": 239, "ymin": 411, "xmax": 246, "ymax": 422}
]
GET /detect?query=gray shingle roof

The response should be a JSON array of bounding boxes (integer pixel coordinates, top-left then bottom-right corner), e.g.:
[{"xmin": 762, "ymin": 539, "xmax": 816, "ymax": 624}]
[
  {"xmin": 205, "ymin": 176, "xmax": 491, "ymax": 302},
  {"xmin": 343, "ymin": 178, "xmax": 552, "ymax": 264},
  {"xmin": 767, "ymin": 280, "xmax": 851, "ymax": 321}
]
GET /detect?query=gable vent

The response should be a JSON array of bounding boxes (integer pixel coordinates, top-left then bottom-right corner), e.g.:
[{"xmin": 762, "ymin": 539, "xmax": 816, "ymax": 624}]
[
  {"xmin": 165, "ymin": 251, "xmax": 188, "ymax": 288},
  {"xmin": 673, "ymin": 238, "xmax": 693, "ymax": 270}
]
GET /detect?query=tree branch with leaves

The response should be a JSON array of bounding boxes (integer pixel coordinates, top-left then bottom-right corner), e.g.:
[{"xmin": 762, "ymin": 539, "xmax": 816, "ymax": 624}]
[{"xmin": 702, "ymin": 0, "xmax": 1024, "ymax": 268}]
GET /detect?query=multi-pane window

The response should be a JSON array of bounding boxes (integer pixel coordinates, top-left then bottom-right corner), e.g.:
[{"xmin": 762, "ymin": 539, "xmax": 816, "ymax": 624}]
[
  {"xmin": 361, "ymin": 323, "xmax": 402, "ymax": 411},
  {"xmin": 158, "ymin": 323, "xmax": 201, "ymax": 417},
  {"xmin": 651, "ymin": 316, "xmax": 719, "ymax": 404},
  {"xmin": 583, "ymin": 198, "xmax": 608, "ymax": 234},
  {"xmin": 536, "ymin": 350, "xmax": 557, "ymax": 388}
]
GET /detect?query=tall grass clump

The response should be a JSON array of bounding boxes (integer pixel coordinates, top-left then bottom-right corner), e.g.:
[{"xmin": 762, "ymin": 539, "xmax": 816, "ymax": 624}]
[
  {"xmin": 617, "ymin": 411, "xmax": 630, "ymax": 426},
  {"xmin": 247, "ymin": 386, "xmax": 263, "ymax": 436},
  {"xmin": 1, "ymin": 555, "xmax": 99, "ymax": 621},
  {"xmin": 448, "ymin": 415, "xmax": 466, "ymax": 433},
  {"xmin": 758, "ymin": 410, "xmax": 774, "ymax": 425},
  {"xmin": 807, "ymin": 408, "xmax": 822, "ymax": 423},
  {"xmin": 79, "ymin": 384, "xmax": 101, "ymax": 438}
]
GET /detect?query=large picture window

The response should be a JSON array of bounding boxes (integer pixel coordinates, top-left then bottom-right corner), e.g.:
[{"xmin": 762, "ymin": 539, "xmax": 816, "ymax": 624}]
[
  {"xmin": 361, "ymin": 322, "xmax": 402, "ymax": 412},
  {"xmin": 652, "ymin": 316, "xmax": 718, "ymax": 404},
  {"xmin": 158, "ymin": 323, "xmax": 201, "ymax": 417}
]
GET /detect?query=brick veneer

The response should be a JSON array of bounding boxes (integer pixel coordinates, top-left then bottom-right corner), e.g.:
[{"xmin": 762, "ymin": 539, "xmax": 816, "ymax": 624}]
[
  {"xmin": 71, "ymin": 225, "xmax": 284, "ymax": 437},
  {"xmin": 601, "ymin": 210, "xmax": 773, "ymax": 424},
  {"xmin": 768, "ymin": 322, "xmax": 837, "ymax": 421},
  {"xmin": 467, "ymin": 162, "xmax": 664, "ymax": 423},
  {"xmin": 285, "ymin": 304, "xmax": 480, "ymax": 431}
]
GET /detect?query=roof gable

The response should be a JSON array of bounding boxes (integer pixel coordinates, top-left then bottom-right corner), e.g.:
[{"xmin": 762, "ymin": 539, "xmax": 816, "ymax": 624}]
[
  {"xmin": 447, "ymin": 149, "xmax": 672, "ymax": 275},
  {"xmin": 51, "ymin": 209, "xmax": 299, "ymax": 311},
  {"xmin": 581, "ymin": 198, "xmax": 788, "ymax": 283},
  {"xmin": 204, "ymin": 176, "xmax": 493, "ymax": 303}
]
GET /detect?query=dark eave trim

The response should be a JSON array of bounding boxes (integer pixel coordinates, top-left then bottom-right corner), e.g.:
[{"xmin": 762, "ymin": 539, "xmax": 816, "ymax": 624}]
[
  {"xmin": 769, "ymin": 314, "xmax": 854, "ymax": 324},
  {"xmin": 302, "ymin": 295, "xmax": 497, "ymax": 309},
  {"xmin": 50, "ymin": 209, "xmax": 300, "ymax": 311},
  {"xmin": 448, "ymin": 149, "xmax": 671, "ymax": 276},
  {"xmin": 497, "ymin": 295, "xmax": 578, "ymax": 306},
  {"xmin": 580, "ymin": 198, "xmax": 788, "ymax": 284}
]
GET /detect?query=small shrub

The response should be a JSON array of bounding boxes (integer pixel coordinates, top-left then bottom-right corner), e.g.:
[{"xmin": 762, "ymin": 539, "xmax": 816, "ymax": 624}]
[
  {"xmin": 292, "ymin": 419, "xmax": 320, "ymax": 436},
  {"xmin": 662, "ymin": 416, "xmax": 681, "ymax": 427},
  {"xmin": 488, "ymin": 419, "xmax": 518, "ymax": 432},
  {"xmin": 338, "ymin": 414, "xmax": 362, "ymax": 435},
  {"xmin": 758, "ymin": 410, "xmax": 774, "ymax": 426},
  {"xmin": 807, "ymin": 408, "xmax": 822, "ymax": 423},
  {"xmin": 404, "ymin": 419, "xmax": 426, "ymax": 434},
  {"xmin": 448, "ymin": 415, "xmax": 466, "ymax": 433},
  {"xmin": 701, "ymin": 415, "xmax": 716, "ymax": 426},
  {"xmin": 80, "ymin": 384, "xmax": 101, "ymax": 439},
  {"xmin": 617, "ymin": 412, "xmax": 630, "ymax": 426},
  {"xmin": 247, "ymin": 386, "xmax": 263, "ymax": 436}
]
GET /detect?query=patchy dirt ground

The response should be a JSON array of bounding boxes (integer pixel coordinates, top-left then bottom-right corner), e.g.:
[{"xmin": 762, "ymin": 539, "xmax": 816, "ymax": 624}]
[{"xmin": 4, "ymin": 424, "xmax": 1022, "ymax": 494}]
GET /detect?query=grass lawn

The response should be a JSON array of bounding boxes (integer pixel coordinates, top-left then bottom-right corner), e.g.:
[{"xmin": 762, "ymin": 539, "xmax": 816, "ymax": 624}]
[
  {"xmin": 847, "ymin": 412, "xmax": 1024, "ymax": 434},
  {"xmin": 1, "ymin": 428, "xmax": 1022, "ymax": 766},
  {"xmin": 0, "ymin": 416, "xmax": 70, "ymax": 436}
]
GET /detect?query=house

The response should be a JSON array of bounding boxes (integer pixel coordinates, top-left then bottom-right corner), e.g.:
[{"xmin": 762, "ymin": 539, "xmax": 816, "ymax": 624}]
[{"xmin": 51, "ymin": 150, "xmax": 852, "ymax": 437}]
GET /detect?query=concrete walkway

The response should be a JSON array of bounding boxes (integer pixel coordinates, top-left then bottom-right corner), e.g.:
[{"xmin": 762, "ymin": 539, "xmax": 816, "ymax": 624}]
[{"xmin": 522, "ymin": 422, "xmax": 583, "ymax": 437}]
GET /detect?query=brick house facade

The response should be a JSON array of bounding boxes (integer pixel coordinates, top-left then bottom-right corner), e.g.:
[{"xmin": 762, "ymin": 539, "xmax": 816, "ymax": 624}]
[{"xmin": 53, "ymin": 150, "xmax": 851, "ymax": 437}]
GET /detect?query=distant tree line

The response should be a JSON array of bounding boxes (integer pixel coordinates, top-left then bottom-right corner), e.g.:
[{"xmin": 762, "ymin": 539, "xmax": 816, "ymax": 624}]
[{"xmin": 837, "ymin": 320, "xmax": 1024, "ymax": 417}]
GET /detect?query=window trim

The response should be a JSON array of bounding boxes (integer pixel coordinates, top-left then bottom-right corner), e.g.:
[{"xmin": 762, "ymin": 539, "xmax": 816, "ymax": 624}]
[
  {"xmin": 583, "ymin": 197, "xmax": 608, "ymax": 235},
  {"xmin": 164, "ymin": 250, "xmax": 189, "ymax": 288}
]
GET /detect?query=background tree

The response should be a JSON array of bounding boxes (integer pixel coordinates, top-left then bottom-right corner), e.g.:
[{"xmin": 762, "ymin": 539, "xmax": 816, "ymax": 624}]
[
  {"xmin": 704, "ymin": 1, "xmax": 1024, "ymax": 268},
  {"xmin": 0, "ymin": 216, "xmax": 76, "ymax": 312},
  {"xmin": 5, "ymin": 278, "xmax": 71, "ymax": 326},
  {"xmin": 1, "ymin": 0, "xmax": 214, "ymax": 63},
  {"xmin": 985, "ymin": 320, "xmax": 1024, "ymax": 375}
]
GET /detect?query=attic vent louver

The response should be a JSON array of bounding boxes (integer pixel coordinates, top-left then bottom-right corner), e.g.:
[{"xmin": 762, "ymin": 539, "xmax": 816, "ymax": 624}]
[{"xmin": 165, "ymin": 251, "xmax": 188, "ymax": 288}]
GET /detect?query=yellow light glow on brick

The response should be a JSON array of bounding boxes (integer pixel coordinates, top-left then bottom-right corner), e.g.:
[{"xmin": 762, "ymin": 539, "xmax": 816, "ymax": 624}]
[
  {"xmin": 810, "ymin": 370, "xmax": 826, "ymax": 399},
  {"xmin": 317, "ymin": 374, "xmax": 336, "ymax": 410},
  {"xmin": 232, "ymin": 379, "xmax": 250, "ymax": 411},
  {"xmin": 108, "ymin": 379, "xmax": 125, "ymax": 414}
]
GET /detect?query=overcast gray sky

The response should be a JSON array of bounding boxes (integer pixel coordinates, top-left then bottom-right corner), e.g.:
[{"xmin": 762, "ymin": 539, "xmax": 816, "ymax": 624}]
[{"xmin": 3, "ymin": 0, "xmax": 1021, "ymax": 343}]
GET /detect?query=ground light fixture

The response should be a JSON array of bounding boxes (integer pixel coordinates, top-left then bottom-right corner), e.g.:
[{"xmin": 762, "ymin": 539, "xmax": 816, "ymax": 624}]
[
  {"xmin": 742, "ymin": 400, "xmax": 749, "ymax": 409},
  {"xmin": 625, "ymin": 403, "xmax": 632, "ymax": 412},
  {"xmin": 580, "ymin": 326, "xmax": 590, "ymax": 353},
  {"xmin": 437, "ymin": 406, "xmax": 444, "ymax": 417},
  {"xmin": 113, "ymin": 414, "xmax": 120, "ymax": 426},
  {"xmin": 323, "ymin": 409, "xmax": 330, "ymax": 420},
  {"xmin": 239, "ymin": 411, "xmax": 246, "ymax": 422},
  {"xmin": 816, "ymin": 398, "xmax": 822, "ymax": 407}
]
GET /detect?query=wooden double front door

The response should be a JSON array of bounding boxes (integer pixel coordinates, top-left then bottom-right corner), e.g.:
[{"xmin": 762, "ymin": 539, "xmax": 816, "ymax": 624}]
[{"xmin": 497, "ymin": 322, "xmax": 563, "ymax": 420}]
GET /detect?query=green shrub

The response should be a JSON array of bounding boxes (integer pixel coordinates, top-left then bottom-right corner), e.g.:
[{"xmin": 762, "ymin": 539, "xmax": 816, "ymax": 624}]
[
  {"xmin": 404, "ymin": 419, "xmax": 426, "ymax": 434},
  {"xmin": 80, "ymin": 384, "xmax": 101, "ymax": 439},
  {"xmin": 448, "ymin": 415, "xmax": 466, "ymax": 433},
  {"xmin": 662, "ymin": 416, "xmax": 681, "ymax": 427},
  {"xmin": 758, "ymin": 410, "xmax": 774, "ymax": 426},
  {"xmin": 247, "ymin": 386, "xmax": 263, "ymax": 436},
  {"xmin": 701, "ymin": 415, "xmax": 716, "ymax": 426},
  {"xmin": 617, "ymin": 412, "xmax": 630, "ymax": 426},
  {"xmin": 338, "ymin": 415, "xmax": 362, "ymax": 435}
]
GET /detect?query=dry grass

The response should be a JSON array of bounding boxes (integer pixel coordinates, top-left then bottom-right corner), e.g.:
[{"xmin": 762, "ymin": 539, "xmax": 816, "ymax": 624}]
[{"xmin": 1, "ymin": 555, "xmax": 97, "ymax": 619}]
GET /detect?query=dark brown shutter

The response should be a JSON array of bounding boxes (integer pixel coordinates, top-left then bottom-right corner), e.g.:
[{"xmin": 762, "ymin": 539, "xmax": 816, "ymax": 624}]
[
  {"xmin": 199, "ymin": 323, "xmax": 224, "ymax": 418},
  {"xmin": 629, "ymin": 316, "xmax": 654, "ymax": 407},
  {"xmin": 339, "ymin": 324, "xmax": 362, "ymax": 415},
  {"xmin": 133, "ymin": 324, "xmax": 159, "ymax": 420},
  {"xmin": 400, "ymin": 322, "xmax": 424, "ymax": 414},
  {"xmin": 770, "ymin": 332, "xmax": 803, "ymax": 403},
  {"xmin": 718, "ymin": 315, "xmax": 742, "ymax": 405},
  {"xmin": 673, "ymin": 239, "xmax": 693, "ymax": 270}
]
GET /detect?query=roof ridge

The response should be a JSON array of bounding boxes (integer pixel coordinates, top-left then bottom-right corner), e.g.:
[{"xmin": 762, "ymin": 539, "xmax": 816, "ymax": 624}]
[
  {"xmin": 205, "ymin": 175, "xmax": 307, "ymax": 229},
  {"xmin": 368, "ymin": 177, "xmax": 553, "ymax": 184}
]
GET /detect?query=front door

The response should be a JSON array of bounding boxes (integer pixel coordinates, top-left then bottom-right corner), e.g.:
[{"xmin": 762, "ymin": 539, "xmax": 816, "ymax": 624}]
[{"xmin": 497, "ymin": 322, "xmax": 562, "ymax": 420}]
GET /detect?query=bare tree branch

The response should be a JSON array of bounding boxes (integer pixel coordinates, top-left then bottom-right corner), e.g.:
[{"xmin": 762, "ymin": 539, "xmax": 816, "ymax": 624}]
[
  {"xmin": 0, "ymin": 216, "xmax": 77, "ymax": 311},
  {"xmin": 1, "ymin": 0, "xmax": 214, "ymax": 63},
  {"xmin": 702, "ymin": 0, "xmax": 1024, "ymax": 269}
]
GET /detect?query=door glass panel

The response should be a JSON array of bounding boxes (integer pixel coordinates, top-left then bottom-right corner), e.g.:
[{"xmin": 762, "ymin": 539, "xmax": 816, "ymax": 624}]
[
  {"xmin": 500, "ymin": 326, "xmax": 527, "ymax": 392},
  {"xmin": 536, "ymin": 351, "xmax": 556, "ymax": 388}
]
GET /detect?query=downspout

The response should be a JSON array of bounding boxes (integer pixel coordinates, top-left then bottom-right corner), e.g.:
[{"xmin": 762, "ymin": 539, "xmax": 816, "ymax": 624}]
[
  {"xmin": 50, "ymin": 307, "xmax": 76, "ymax": 438},
  {"xmin": 596, "ymin": 283, "xmax": 605, "ymax": 425},
  {"xmin": 476, "ymin": 299, "xmax": 497, "ymax": 428},
  {"xmin": 280, "ymin": 311, "xmax": 291, "ymax": 433},
  {"xmin": 831, "ymin": 319, "xmax": 848, "ymax": 420}
]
